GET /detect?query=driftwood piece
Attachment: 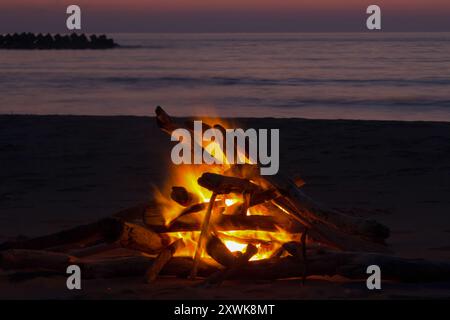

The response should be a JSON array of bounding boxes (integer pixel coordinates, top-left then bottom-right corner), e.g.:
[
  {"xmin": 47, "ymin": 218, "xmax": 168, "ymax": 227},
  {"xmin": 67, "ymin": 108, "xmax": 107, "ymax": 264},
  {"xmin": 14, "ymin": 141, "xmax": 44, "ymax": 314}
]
[
  {"xmin": 236, "ymin": 249, "xmax": 450, "ymax": 283},
  {"xmin": 143, "ymin": 191, "xmax": 304, "ymax": 235},
  {"xmin": 112, "ymin": 204, "xmax": 149, "ymax": 222},
  {"xmin": 216, "ymin": 232, "xmax": 272, "ymax": 247},
  {"xmin": 145, "ymin": 209, "xmax": 303, "ymax": 234},
  {"xmin": 239, "ymin": 192, "xmax": 251, "ymax": 216},
  {"xmin": 272, "ymin": 197, "xmax": 389, "ymax": 253},
  {"xmin": 224, "ymin": 164, "xmax": 260, "ymax": 180},
  {"xmin": 216, "ymin": 213, "xmax": 302, "ymax": 233},
  {"xmin": 168, "ymin": 203, "xmax": 207, "ymax": 226},
  {"xmin": 0, "ymin": 218, "xmax": 169, "ymax": 255},
  {"xmin": 179, "ymin": 203, "xmax": 207, "ymax": 216},
  {"xmin": 198, "ymin": 170, "xmax": 390, "ymax": 252},
  {"xmin": 116, "ymin": 221, "xmax": 169, "ymax": 254},
  {"xmin": 203, "ymin": 244, "xmax": 258, "ymax": 287},
  {"xmin": 155, "ymin": 106, "xmax": 212, "ymax": 159},
  {"xmin": 226, "ymin": 164, "xmax": 389, "ymax": 242},
  {"xmin": 145, "ymin": 238, "xmax": 185, "ymax": 283},
  {"xmin": 190, "ymin": 193, "xmax": 218, "ymax": 279},
  {"xmin": 0, "ymin": 218, "xmax": 124, "ymax": 252},
  {"xmin": 171, "ymin": 186, "xmax": 198, "ymax": 207},
  {"xmin": 195, "ymin": 171, "xmax": 390, "ymax": 253},
  {"xmin": 206, "ymin": 234, "xmax": 237, "ymax": 267},
  {"xmin": 0, "ymin": 249, "xmax": 77, "ymax": 270},
  {"xmin": 283, "ymin": 237, "xmax": 308, "ymax": 284},
  {"xmin": 198, "ymin": 172, "xmax": 260, "ymax": 195},
  {"xmin": 249, "ymin": 189, "xmax": 278, "ymax": 207},
  {"xmin": 155, "ymin": 106, "xmax": 179, "ymax": 134},
  {"xmin": 266, "ymin": 173, "xmax": 390, "ymax": 242},
  {"xmin": 293, "ymin": 176, "xmax": 306, "ymax": 188}
]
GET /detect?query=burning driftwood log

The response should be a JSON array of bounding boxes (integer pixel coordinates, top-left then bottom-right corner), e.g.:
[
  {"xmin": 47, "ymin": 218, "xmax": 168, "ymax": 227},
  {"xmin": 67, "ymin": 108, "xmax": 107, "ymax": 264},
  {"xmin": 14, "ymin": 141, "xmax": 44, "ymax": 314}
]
[
  {"xmin": 198, "ymin": 173, "xmax": 260, "ymax": 195},
  {"xmin": 206, "ymin": 234, "xmax": 238, "ymax": 267},
  {"xmin": 171, "ymin": 186, "xmax": 199, "ymax": 207},
  {"xmin": 202, "ymin": 244, "xmax": 258, "ymax": 287},
  {"xmin": 190, "ymin": 193, "xmax": 218, "ymax": 279},
  {"xmin": 203, "ymin": 234, "xmax": 258, "ymax": 287}
]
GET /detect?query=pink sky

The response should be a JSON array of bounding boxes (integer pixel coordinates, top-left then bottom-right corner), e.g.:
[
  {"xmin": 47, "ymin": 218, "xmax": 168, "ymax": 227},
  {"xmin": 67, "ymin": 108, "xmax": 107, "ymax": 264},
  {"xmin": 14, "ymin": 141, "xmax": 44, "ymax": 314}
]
[
  {"xmin": 4, "ymin": 0, "xmax": 450, "ymax": 11},
  {"xmin": 1, "ymin": 0, "xmax": 450, "ymax": 32}
]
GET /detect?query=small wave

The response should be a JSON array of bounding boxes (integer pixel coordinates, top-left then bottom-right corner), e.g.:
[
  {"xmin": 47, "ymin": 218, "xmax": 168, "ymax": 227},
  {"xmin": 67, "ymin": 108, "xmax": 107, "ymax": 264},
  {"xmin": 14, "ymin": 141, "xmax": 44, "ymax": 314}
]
[
  {"xmin": 117, "ymin": 45, "xmax": 167, "ymax": 49},
  {"xmin": 191, "ymin": 96, "xmax": 450, "ymax": 109},
  {"xmin": 99, "ymin": 76, "xmax": 450, "ymax": 88},
  {"xmin": 4, "ymin": 74, "xmax": 450, "ymax": 92},
  {"xmin": 268, "ymin": 98, "xmax": 450, "ymax": 108}
]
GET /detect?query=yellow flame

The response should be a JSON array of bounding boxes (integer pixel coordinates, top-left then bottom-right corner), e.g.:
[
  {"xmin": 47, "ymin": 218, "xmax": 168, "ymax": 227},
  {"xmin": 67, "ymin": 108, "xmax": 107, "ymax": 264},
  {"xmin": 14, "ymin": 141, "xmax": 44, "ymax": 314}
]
[
  {"xmin": 223, "ymin": 240, "xmax": 247, "ymax": 253},
  {"xmin": 225, "ymin": 198, "xmax": 238, "ymax": 206}
]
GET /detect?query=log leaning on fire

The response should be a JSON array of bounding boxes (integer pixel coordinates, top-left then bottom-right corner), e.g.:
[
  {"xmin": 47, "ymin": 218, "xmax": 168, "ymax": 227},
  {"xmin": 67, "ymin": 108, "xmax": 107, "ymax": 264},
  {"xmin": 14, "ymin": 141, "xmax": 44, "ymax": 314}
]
[
  {"xmin": 155, "ymin": 106, "xmax": 179, "ymax": 135},
  {"xmin": 265, "ymin": 173, "xmax": 390, "ymax": 242},
  {"xmin": 0, "ymin": 218, "xmax": 169, "ymax": 255},
  {"xmin": 225, "ymin": 165, "xmax": 390, "ymax": 244},
  {"xmin": 194, "ymin": 171, "xmax": 389, "ymax": 252},
  {"xmin": 272, "ymin": 196, "xmax": 390, "ymax": 253}
]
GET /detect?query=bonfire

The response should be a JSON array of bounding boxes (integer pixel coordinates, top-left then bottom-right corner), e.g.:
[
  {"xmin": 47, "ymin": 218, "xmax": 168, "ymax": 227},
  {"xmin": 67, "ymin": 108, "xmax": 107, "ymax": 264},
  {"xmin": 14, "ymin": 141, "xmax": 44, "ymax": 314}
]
[{"xmin": 1, "ymin": 107, "xmax": 450, "ymax": 285}]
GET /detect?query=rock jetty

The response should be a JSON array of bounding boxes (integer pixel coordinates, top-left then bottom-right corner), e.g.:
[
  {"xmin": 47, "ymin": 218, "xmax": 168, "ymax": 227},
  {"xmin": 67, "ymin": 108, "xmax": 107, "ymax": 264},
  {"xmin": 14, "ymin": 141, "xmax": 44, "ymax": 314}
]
[{"xmin": 0, "ymin": 33, "xmax": 118, "ymax": 49}]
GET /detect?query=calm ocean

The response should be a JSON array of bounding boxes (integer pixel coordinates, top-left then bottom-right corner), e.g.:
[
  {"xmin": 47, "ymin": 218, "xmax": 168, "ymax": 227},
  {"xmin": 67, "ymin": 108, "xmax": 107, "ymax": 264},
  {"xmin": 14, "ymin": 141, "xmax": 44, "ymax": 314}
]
[{"xmin": 1, "ymin": 33, "xmax": 450, "ymax": 121}]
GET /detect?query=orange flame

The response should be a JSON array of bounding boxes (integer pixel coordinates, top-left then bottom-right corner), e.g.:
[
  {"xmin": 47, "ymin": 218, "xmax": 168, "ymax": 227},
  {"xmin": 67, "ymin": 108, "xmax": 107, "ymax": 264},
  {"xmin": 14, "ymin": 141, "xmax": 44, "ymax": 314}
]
[{"xmin": 155, "ymin": 117, "xmax": 294, "ymax": 261}]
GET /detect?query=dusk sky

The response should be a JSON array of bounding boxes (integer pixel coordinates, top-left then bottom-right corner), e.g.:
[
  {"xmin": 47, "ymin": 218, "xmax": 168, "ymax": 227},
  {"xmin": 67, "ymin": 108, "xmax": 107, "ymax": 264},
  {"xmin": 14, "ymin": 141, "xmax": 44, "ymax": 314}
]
[{"xmin": 1, "ymin": 0, "xmax": 450, "ymax": 33}]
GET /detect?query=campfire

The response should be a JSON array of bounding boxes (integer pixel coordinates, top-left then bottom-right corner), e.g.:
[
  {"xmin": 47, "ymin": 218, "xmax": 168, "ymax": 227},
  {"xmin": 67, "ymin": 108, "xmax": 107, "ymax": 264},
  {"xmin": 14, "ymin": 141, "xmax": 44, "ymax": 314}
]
[
  {"xmin": 147, "ymin": 106, "xmax": 390, "ymax": 281},
  {"xmin": 2, "ymin": 106, "xmax": 450, "ymax": 285}
]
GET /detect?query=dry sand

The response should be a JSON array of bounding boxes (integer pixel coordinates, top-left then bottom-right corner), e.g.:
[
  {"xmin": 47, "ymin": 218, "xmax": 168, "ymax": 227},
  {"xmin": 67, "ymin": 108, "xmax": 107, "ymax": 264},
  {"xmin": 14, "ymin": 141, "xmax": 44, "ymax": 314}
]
[{"xmin": 0, "ymin": 115, "xmax": 449, "ymax": 299}]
